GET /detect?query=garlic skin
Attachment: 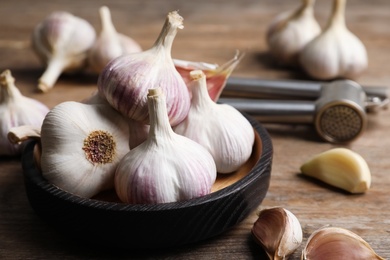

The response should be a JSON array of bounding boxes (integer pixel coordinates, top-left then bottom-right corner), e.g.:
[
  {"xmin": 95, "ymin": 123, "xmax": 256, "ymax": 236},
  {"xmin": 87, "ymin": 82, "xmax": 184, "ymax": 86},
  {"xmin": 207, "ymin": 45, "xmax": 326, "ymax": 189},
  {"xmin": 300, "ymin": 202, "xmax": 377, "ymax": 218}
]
[
  {"xmin": 300, "ymin": 148, "xmax": 371, "ymax": 193},
  {"xmin": 115, "ymin": 88, "xmax": 216, "ymax": 204},
  {"xmin": 174, "ymin": 70, "xmax": 254, "ymax": 173},
  {"xmin": 0, "ymin": 70, "xmax": 49, "ymax": 156},
  {"xmin": 98, "ymin": 11, "xmax": 190, "ymax": 126},
  {"xmin": 299, "ymin": 0, "xmax": 368, "ymax": 80},
  {"xmin": 266, "ymin": 0, "xmax": 321, "ymax": 66},
  {"xmin": 301, "ymin": 227, "xmax": 384, "ymax": 260},
  {"xmin": 40, "ymin": 101, "xmax": 130, "ymax": 198},
  {"xmin": 32, "ymin": 11, "xmax": 96, "ymax": 92},
  {"xmin": 252, "ymin": 207, "xmax": 303, "ymax": 260},
  {"xmin": 87, "ymin": 6, "xmax": 142, "ymax": 74}
]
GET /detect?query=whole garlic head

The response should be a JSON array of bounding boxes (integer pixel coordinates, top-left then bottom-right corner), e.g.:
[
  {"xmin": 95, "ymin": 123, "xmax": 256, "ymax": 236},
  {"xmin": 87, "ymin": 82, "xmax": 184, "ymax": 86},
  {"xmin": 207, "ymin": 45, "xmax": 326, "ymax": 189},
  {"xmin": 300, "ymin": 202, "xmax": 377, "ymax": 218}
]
[
  {"xmin": 299, "ymin": 0, "xmax": 368, "ymax": 80},
  {"xmin": 32, "ymin": 11, "xmax": 96, "ymax": 92},
  {"xmin": 115, "ymin": 88, "xmax": 217, "ymax": 204},
  {"xmin": 40, "ymin": 101, "xmax": 130, "ymax": 198},
  {"xmin": 266, "ymin": 0, "xmax": 321, "ymax": 66},
  {"xmin": 174, "ymin": 70, "xmax": 255, "ymax": 173}
]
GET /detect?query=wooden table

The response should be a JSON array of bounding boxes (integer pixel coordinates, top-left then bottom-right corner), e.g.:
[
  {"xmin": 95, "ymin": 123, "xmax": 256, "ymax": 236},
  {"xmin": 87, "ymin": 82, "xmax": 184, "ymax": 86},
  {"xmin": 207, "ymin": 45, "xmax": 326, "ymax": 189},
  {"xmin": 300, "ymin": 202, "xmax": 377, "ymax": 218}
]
[{"xmin": 1, "ymin": 0, "xmax": 389, "ymax": 259}]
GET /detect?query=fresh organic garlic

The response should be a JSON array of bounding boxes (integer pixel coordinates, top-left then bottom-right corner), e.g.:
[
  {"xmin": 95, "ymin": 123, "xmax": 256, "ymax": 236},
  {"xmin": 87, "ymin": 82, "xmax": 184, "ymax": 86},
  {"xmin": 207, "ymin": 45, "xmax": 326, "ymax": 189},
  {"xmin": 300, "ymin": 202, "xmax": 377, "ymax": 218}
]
[
  {"xmin": 174, "ymin": 51, "xmax": 244, "ymax": 101},
  {"xmin": 266, "ymin": 0, "xmax": 321, "ymax": 66},
  {"xmin": 40, "ymin": 101, "xmax": 130, "ymax": 198},
  {"xmin": 174, "ymin": 70, "xmax": 254, "ymax": 173},
  {"xmin": 300, "ymin": 148, "xmax": 371, "ymax": 193},
  {"xmin": 98, "ymin": 11, "xmax": 190, "ymax": 126},
  {"xmin": 32, "ymin": 11, "xmax": 96, "ymax": 92},
  {"xmin": 299, "ymin": 0, "xmax": 368, "ymax": 80},
  {"xmin": 301, "ymin": 227, "xmax": 384, "ymax": 260},
  {"xmin": 115, "ymin": 88, "xmax": 217, "ymax": 204},
  {"xmin": 87, "ymin": 6, "xmax": 142, "ymax": 74},
  {"xmin": 0, "ymin": 70, "xmax": 49, "ymax": 156},
  {"xmin": 252, "ymin": 207, "xmax": 303, "ymax": 260}
]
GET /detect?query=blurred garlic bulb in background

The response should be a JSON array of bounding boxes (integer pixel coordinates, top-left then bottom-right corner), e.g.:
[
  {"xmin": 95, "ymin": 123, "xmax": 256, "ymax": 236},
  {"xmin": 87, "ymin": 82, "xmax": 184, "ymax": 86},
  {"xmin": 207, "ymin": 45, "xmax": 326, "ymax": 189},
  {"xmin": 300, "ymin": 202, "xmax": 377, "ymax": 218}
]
[
  {"xmin": 266, "ymin": 0, "xmax": 321, "ymax": 66},
  {"xmin": 32, "ymin": 11, "xmax": 96, "ymax": 92},
  {"xmin": 87, "ymin": 6, "xmax": 142, "ymax": 74}
]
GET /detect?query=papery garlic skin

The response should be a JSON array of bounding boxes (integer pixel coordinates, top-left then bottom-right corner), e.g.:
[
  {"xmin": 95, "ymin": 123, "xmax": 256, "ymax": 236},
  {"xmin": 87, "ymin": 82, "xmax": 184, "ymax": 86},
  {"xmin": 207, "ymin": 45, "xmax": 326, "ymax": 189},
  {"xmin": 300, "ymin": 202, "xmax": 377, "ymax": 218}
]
[
  {"xmin": 87, "ymin": 6, "xmax": 142, "ymax": 74},
  {"xmin": 0, "ymin": 70, "xmax": 49, "ymax": 156},
  {"xmin": 174, "ymin": 70, "xmax": 254, "ymax": 173},
  {"xmin": 267, "ymin": 0, "xmax": 321, "ymax": 66},
  {"xmin": 299, "ymin": 0, "xmax": 368, "ymax": 80},
  {"xmin": 115, "ymin": 88, "xmax": 216, "ymax": 204},
  {"xmin": 32, "ymin": 11, "xmax": 96, "ymax": 92},
  {"xmin": 40, "ymin": 101, "xmax": 130, "ymax": 198},
  {"xmin": 98, "ymin": 11, "xmax": 190, "ymax": 126}
]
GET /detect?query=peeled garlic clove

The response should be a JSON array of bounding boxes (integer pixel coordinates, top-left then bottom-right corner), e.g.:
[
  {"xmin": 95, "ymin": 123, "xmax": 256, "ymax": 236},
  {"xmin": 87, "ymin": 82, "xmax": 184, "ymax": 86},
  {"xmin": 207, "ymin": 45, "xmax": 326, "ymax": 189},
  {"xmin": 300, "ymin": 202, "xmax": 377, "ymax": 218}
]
[
  {"xmin": 98, "ymin": 11, "xmax": 190, "ymax": 126},
  {"xmin": 252, "ymin": 207, "xmax": 303, "ymax": 260},
  {"xmin": 115, "ymin": 88, "xmax": 217, "ymax": 204},
  {"xmin": 40, "ymin": 101, "xmax": 130, "ymax": 198},
  {"xmin": 87, "ymin": 6, "xmax": 142, "ymax": 74},
  {"xmin": 302, "ymin": 227, "xmax": 384, "ymax": 260},
  {"xmin": 266, "ymin": 0, "xmax": 321, "ymax": 66},
  {"xmin": 32, "ymin": 11, "xmax": 96, "ymax": 92},
  {"xmin": 0, "ymin": 70, "xmax": 49, "ymax": 156},
  {"xmin": 174, "ymin": 51, "xmax": 244, "ymax": 101},
  {"xmin": 173, "ymin": 70, "xmax": 255, "ymax": 173},
  {"xmin": 300, "ymin": 148, "xmax": 371, "ymax": 193},
  {"xmin": 299, "ymin": 0, "xmax": 368, "ymax": 80}
]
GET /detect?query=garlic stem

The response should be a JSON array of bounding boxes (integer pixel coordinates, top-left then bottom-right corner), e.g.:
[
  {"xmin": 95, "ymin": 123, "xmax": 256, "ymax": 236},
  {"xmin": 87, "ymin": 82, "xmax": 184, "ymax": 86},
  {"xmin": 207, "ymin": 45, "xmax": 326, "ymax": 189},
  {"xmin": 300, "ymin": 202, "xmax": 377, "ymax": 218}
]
[
  {"xmin": 147, "ymin": 88, "xmax": 173, "ymax": 139},
  {"xmin": 8, "ymin": 125, "xmax": 41, "ymax": 144},
  {"xmin": 100, "ymin": 6, "xmax": 117, "ymax": 34},
  {"xmin": 0, "ymin": 70, "xmax": 22, "ymax": 102},
  {"xmin": 328, "ymin": 0, "xmax": 347, "ymax": 29},
  {"xmin": 152, "ymin": 11, "xmax": 183, "ymax": 51},
  {"xmin": 38, "ymin": 57, "xmax": 66, "ymax": 92}
]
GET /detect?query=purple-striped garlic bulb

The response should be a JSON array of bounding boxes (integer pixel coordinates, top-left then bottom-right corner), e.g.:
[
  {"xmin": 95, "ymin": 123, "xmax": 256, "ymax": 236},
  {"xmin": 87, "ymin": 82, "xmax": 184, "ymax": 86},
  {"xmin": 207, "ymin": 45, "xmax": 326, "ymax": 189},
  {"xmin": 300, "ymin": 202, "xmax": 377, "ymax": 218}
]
[{"xmin": 97, "ymin": 11, "xmax": 190, "ymax": 126}]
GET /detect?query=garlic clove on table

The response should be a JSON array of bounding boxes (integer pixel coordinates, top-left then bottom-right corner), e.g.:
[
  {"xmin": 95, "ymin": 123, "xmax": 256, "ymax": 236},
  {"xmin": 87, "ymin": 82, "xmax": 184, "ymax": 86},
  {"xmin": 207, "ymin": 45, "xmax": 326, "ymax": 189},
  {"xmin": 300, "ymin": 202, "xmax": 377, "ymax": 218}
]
[
  {"xmin": 174, "ymin": 70, "xmax": 255, "ymax": 174},
  {"xmin": 32, "ymin": 11, "xmax": 96, "ymax": 92},
  {"xmin": 299, "ymin": 0, "xmax": 368, "ymax": 80},
  {"xmin": 0, "ymin": 70, "xmax": 49, "ymax": 156},
  {"xmin": 40, "ymin": 101, "xmax": 130, "ymax": 198},
  {"xmin": 114, "ymin": 88, "xmax": 217, "ymax": 204}
]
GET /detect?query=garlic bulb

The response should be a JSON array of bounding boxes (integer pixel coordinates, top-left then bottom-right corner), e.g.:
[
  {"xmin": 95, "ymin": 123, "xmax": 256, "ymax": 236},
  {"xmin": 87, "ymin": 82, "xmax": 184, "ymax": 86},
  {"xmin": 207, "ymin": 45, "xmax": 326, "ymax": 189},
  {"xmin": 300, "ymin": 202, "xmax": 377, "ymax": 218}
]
[
  {"xmin": 173, "ymin": 70, "xmax": 254, "ymax": 173},
  {"xmin": 32, "ymin": 11, "xmax": 96, "ymax": 92},
  {"xmin": 115, "ymin": 88, "xmax": 216, "ymax": 204},
  {"xmin": 87, "ymin": 6, "xmax": 142, "ymax": 74},
  {"xmin": 0, "ymin": 70, "xmax": 49, "ymax": 156},
  {"xmin": 98, "ymin": 11, "xmax": 190, "ymax": 126},
  {"xmin": 40, "ymin": 101, "xmax": 130, "ymax": 198},
  {"xmin": 252, "ymin": 207, "xmax": 303, "ymax": 260},
  {"xmin": 266, "ymin": 0, "xmax": 321, "ymax": 66},
  {"xmin": 299, "ymin": 0, "xmax": 368, "ymax": 80},
  {"xmin": 301, "ymin": 227, "xmax": 384, "ymax": 260}
]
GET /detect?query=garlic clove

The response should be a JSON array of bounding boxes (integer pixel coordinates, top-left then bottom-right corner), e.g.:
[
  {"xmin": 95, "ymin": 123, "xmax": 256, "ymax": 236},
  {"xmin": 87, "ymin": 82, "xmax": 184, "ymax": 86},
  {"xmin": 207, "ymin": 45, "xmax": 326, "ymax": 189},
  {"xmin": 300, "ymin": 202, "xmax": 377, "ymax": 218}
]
[
  {"xmin": 301, "ymin": 227, "xmax": 385, "ymax": 260},
  {"xmin": 0, "ymin": 70, "xmax": 49, "ymax": 156},
  {"xmin": 114, "ymin": 88, "xmax": 217, "ymax": 204},
  {"xmin": 32, "ymin": 11, "xmax": 96, "ymax": 92},
  {"xmin": 300, "ymin": 148, "xmax": 371, "ymax": 193},
  {"xmin": 87, "ymin": 6, "xmax": 142, "ymax": 74},
  {"xmin": 98, "ymin": 11, "xmax": 190, "ymax": 126},
  {"xmin": 266, "ymin": 0, "xmax": 321, "ymax": 66},
  {"xmin": 173, "ymin": 70, "xmax": 255, "ymax": 173},
  {"xmin": 252, "ymin": 207, "xmax": 303, "ymax": 260},
  {"xmin": 40, "ymin": 101, "xmax": 130, "ymax": 198},
  {"xmin": 174, "ymin": 51, "xmax": 244, "ymax": 101},
  {"xmin": 299, "ymin": 0, "xmax": 368, "ymax": 80}
]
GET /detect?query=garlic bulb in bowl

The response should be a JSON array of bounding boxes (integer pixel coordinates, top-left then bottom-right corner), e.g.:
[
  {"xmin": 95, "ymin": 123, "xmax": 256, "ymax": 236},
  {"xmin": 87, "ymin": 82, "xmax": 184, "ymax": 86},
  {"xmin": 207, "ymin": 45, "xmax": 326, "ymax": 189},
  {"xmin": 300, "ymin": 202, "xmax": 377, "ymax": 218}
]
[{"xmin": 40, "ymin": 101, "xmax": 130, "ymax": 198}]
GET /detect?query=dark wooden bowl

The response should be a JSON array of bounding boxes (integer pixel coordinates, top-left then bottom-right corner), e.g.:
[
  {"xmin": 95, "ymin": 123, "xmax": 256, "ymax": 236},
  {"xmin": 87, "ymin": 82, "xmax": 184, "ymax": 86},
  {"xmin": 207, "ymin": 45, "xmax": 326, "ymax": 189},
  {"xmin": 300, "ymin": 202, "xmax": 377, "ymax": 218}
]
[{"xmin": 21, "ymin": 115, "xmax": 273, "ymax": 249}]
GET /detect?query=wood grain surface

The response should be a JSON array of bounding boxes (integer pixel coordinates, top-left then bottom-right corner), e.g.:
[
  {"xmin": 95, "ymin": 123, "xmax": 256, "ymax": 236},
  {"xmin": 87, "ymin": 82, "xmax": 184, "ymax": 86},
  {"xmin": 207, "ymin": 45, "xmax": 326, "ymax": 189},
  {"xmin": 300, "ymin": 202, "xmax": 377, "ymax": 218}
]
[{"xmin": 1, "ymin": 0, "xmax": 389, "ymax": 259}]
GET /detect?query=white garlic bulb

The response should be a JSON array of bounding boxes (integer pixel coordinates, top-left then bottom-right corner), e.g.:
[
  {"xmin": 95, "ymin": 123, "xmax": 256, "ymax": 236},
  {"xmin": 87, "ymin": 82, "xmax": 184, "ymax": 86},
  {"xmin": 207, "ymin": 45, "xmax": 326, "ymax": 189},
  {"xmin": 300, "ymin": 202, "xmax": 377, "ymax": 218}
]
[
  {"xmin": 299, "ymin": 0, "xmax": 368, "ymax": 80},
  {"xmin": 115, "ymin": 88, "xmax": 217, "ymax": 204},
  {"xmin": 40, "ymin": 101, "xmax": 130, "ymax": 198},
  {"xmin": 266, "ymin": 0, "xmax": 321, "ymax": 66},
  {"xmin": 0, "ymin": 70, "xmax": 49, "ymax": 156},
  {"xmin": 174, "ymin": 70, "xmax": 255, "ymax": 174},
  {"xmin": 87, "ymin": 6, "xmax": 142, "ymax": 74},
  {"xmin": 98, "ymin": 11, "xmax": 190, "ymax": 126},
  {"xmin": 32, "ymin": 11, "xmax": 96, "ymax": 92}
]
